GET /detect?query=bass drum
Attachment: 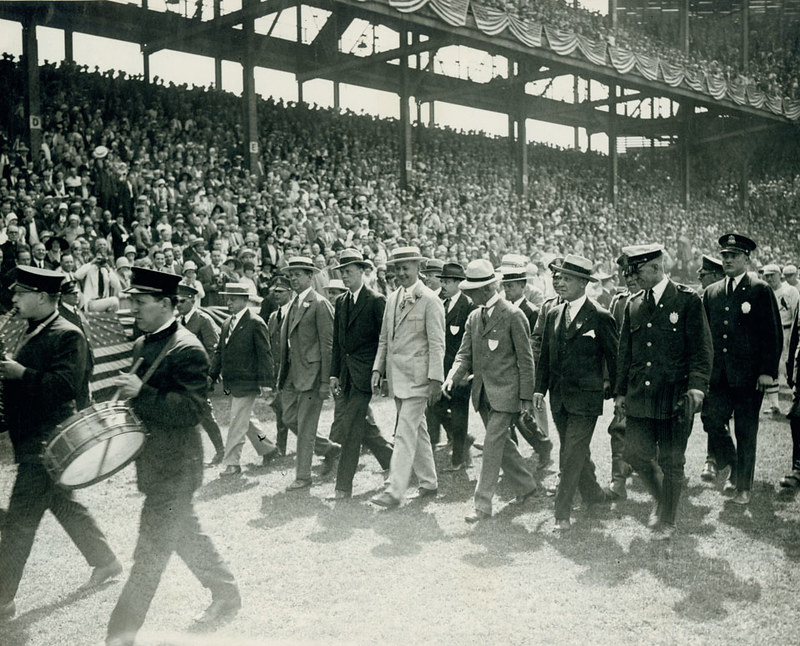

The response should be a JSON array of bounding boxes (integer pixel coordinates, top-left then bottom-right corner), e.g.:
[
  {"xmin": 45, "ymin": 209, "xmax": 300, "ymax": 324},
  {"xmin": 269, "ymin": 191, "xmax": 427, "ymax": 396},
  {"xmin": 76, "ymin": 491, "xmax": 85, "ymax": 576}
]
[{"xmin": 43, "ymin": 401, "xmax": 147, "ymax": 489}]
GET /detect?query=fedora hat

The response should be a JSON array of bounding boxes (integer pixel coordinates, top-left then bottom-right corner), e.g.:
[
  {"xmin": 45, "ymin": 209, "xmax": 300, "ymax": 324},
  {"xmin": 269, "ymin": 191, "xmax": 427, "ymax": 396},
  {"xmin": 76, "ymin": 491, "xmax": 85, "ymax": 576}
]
[
  {"xmin": 386, "ymin": 246, "xmax": 426, "ymax": 265},
  {"xmin": 498, "ymin": 266, "xmax": 527, "ymax": 283},
  {"xmin": 284, "ymin": 256, "xmax": 318, "ymax": 273},
  {"xmin": 334, "ymin": 248, "xmax": 372, "ymax": 271},
  {"xmin": 557, "ymin": 255, "xmax": 597, "ymax": 282},
  {"xmin": 459, "ymin": 259, "xmax": 500, "ymax": 291},
  {"xmin": 436, "ymin": 262, "xmax": 466, "ymax": 280}
]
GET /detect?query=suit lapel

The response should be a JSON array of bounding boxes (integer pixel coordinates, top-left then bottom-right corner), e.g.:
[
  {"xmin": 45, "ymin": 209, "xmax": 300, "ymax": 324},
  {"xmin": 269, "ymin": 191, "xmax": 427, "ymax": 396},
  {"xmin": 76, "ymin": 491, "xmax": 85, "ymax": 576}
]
[
  {"xmin": 564, "ymin": 300, "xmax": 593, "ymax": 339},
  {"xmin": 481, "ymin": 299, "xmax": 509, "ymax": 336},
  {"xmin": 289, "ymin": 292, "xmax": 310, "ymax": 335},
  {"xmin": 396, "ymin": 284, "xmax": 420, "ymax": 328},
  {"xmin": 227, "ymin": 309, "xmax": 249, "ymax": 345},
  {"xmin": 348, "ymin": 288, "xmax": 368, "ymax": 329}
]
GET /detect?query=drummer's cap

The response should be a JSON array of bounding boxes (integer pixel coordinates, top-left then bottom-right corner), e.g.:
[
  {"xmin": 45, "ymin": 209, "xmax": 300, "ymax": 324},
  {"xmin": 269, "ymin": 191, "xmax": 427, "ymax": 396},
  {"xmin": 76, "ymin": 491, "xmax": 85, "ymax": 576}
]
[
  {"xmin": 59, "ymin": 278, "xmax": 80, "ymax": 295},
  {"xmin": 176, "ymin": 283, "xmax": 198, "ymax": 298},
  {"xmin": 123, "ymin": 267, "xmax": 181, "ymax": 296},
  {"xmin": 11, "ymin": 266, "xmax": 65, "ymax": 294}
]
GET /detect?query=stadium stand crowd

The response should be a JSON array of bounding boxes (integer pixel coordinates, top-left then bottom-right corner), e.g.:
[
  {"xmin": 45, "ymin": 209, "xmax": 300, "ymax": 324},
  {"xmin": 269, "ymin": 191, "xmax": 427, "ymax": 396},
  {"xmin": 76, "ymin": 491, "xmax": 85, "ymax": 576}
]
[{"xmin": 0, "ymin": 52, "xmax": 798, "ymax": 311}]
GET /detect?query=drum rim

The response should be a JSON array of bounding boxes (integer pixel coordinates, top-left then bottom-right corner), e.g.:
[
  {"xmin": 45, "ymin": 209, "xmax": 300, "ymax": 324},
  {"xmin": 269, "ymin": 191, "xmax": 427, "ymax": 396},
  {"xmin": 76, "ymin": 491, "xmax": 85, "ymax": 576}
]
[{"xmin": 43, "ymin": 403, "xmax": 147, "ymax": 489}]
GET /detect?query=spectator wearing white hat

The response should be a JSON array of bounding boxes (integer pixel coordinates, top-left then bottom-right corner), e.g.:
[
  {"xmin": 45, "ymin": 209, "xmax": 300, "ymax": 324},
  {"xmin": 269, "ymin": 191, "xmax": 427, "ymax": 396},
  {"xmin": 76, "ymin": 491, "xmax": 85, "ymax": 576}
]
[
  {"xmin": 763, "ymin": 263, "xmax": 798, "ymax": 401},
  {"xmin": 179, "ymin": 260, "xmax": 205, "ymax": 304}
]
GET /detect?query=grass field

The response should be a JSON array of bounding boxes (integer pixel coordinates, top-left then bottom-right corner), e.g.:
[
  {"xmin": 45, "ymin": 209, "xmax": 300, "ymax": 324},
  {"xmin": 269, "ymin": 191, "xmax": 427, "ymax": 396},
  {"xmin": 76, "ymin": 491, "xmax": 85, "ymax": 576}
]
[{"xmin": 1, "ymin": 390, "xmax": 799, "ymax": 646}]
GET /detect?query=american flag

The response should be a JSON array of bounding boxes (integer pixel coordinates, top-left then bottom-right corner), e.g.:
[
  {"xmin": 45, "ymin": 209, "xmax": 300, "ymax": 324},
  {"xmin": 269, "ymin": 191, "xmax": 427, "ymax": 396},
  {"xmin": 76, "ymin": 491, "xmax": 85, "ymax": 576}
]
[{"xmin": 1, "ymin": 306, "xmax": 230, "ymax": 403}]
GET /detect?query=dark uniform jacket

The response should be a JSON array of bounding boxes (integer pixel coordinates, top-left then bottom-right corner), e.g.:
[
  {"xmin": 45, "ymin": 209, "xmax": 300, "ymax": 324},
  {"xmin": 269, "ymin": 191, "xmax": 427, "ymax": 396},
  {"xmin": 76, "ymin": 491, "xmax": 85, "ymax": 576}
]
[
  {"xmin": 444, "ymin": 292, "xmax": 475, "ymax": 375},
  {"xmin": 210, "ymin": 308, "xmax": 273, "ymax": 397},
  {"xmin": 58, "ymin": 302, "xmax": 94, "ymax": 409},
  {"xmin": 181, "ymin": 307, "xmax": 220, "ymax": 357},
  {"xmin": 4, "ymin": 313, "xmax": 86, "ymax": 463},
  {"xmin": 536, "ymin": 298, "xmax": 618, "ymax": 417},
  {"xmin": 331, "ymin": 286, "xmax": 386, "ymax": 394},
  {"xmin": 703, "ymin": 273, "xmax": 782, "ymax": 388},
  {"xmin": 131, "ymin": 322, "xmax": 208, "ymax": 494},
  {"xmin": 615, "ymin": 280, "xmax": 712, "ymax": 419},
  {"xmin": 517, "ymin": 298, "xmax": 539, "ymax": 340},
  {"xmin": 531, "ymin": 295, "xmax": 560, "ymax": 361}
]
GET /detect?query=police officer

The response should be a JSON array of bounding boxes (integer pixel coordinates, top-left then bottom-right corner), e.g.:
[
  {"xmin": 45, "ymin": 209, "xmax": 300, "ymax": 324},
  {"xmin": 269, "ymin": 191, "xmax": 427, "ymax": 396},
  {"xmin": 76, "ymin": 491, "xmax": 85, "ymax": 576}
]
[
  {"xmin": 700, "ymin": 234, "xmax": 782, "ymax": 505},
  {"xmin": 615, "ymin": 244, "xmax": 712, "ymax": 540}
]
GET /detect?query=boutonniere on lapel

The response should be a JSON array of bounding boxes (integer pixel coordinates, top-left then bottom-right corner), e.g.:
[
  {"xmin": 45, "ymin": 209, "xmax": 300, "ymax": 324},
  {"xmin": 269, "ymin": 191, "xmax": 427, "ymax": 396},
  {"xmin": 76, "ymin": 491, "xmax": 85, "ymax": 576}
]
[
  {"xmin": 574, "ymin": 319, "xmax": 583, "ymax": 332},
  {"xmin": 302, "ymin": 301, "xmax": 310, "ymax": 309},
  {"xmin": 400, "ymin": 291, "xmax": 416, "ymax": 311},
  {"xmin": 741, "ymin": 302, "xmax": 751, "ymax": 314},
  {"xmin": 669, "ymin": 312, "xmax": 679, "ymax": 324}
]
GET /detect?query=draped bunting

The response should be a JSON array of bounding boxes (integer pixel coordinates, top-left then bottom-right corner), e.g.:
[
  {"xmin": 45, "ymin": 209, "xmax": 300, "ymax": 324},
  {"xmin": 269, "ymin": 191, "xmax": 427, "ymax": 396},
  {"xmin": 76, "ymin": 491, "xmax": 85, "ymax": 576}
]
[{"xmin": 382, "ymin": 0, "xmax": 797, "ymax": 120}]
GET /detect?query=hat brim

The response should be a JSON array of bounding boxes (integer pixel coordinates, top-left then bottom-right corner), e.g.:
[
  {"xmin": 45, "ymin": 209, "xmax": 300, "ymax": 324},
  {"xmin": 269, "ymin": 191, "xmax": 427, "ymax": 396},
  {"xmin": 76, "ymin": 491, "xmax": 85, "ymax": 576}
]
[
  {"xmin": 285, "ymin": 265, "xmax": 319, "ymax": 273},
  {"xmin": 386, "ymin": 255, "xmax": 426, "ymax": 266},
  {"xmin": 557, "ymin": 267, "xmax": 598, "ymax": 282},
  {"xmin": 436, "ymin": 273, "xmax": 466, "ymax": 280},
  {"xmin": 123, "ymin": 285, "xmax": 170, "ymax": 295},
  {"xmin": 218, "ymin": 290, "xmax": 252, "ymax": 297},
  {"xmin": 458, "ymin": 274, "xmax": 500, "ymax": 290},
  {"xmin": 333, "ymin": 259, "xmax": 372, "ymax": 271}
]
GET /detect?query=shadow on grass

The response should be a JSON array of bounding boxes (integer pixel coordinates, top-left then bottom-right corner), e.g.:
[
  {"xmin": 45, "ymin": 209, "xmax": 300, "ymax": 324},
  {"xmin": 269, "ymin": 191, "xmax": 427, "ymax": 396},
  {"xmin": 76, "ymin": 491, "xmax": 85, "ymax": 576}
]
[
  {"xmin": 248, "ymin": 489, "xmax": 331, "ymax": 531},
  {"xmin": 195, "ymin": 475, "xmax": 260, "ymax": 501},
  {"xmin": 370, "ymin": 503, "xmax": 451, "ymax": 558},
  {"xmin": 542, "ymin": 484, "xmax": 760, "ymax": 622},
  {"xmin": 3, "ymin": 583, "xmax": 117, "ymax": 646},
  {"xmin": 718, "ymin": 481, "xmax": 800, "ymax": 560}
]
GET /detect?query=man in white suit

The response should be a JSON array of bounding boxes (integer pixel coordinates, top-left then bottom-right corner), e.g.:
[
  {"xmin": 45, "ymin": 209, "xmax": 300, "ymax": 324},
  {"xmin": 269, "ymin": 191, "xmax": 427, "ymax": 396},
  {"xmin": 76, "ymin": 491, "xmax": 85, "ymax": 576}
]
[{"xmin": 371, "ymin": 246, "xmax": 445, "ymax": 508}]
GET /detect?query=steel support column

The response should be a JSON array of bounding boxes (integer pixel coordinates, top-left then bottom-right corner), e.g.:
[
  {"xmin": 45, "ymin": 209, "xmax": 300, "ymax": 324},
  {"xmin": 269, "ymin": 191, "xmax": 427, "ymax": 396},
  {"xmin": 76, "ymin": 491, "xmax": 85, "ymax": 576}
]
[
  {"xmin": 515, "ymin": 61, "xmax": 528, "ymax": 197},
  {"xmin": 64, "ymin": 29, "xmax": 74, "ymax": 63},
  {"xmin": 680, "ymin": 103, "xmax": 693, "ymax": 208},
  {"xmin": 214, "ymin": 0, "xmax": 222, "ymax": 90},
  {"xmin": 741, "ymin": 0, "xmax": 750, "ymax": 74},
  {"xmin": 23, "ymin": 13, "xmax": 41, "ymax": 170},
  {"xmin": 242, "ymin": 0, "xmax": 260, "ymax": 178},
  {"xmin": 399, "ymin": 30, "xmax": 412, "ymax": 190},
  {"xmin": 608, "ymin": 83, "xmax": 618, "ymax": 206}
]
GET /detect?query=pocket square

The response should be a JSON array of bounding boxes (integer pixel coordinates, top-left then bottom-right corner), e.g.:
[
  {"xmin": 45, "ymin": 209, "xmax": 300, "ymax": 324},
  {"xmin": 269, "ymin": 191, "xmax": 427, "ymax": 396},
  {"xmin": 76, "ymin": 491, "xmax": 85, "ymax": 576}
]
[{"xmin": 582, "ymin": 329, "xmax": 596, "ymax": 339}]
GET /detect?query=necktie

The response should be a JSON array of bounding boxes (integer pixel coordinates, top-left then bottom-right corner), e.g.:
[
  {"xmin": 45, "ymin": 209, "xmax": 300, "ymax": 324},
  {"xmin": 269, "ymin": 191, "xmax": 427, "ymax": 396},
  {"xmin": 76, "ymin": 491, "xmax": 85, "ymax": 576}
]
[
  {"xmin": 225, "ymin": 318, "xmax": 236, "ymax": 345},
  {"xmin": 98, "ymin": 267, "xmax": 106, "ymax": 298},
  {"xmin": 276, "ymin": 307, "xmax": 283, "ymax": 326},
  {"xmin": 564, "ymin": 304, "xmax": 571, "ymax": 327},
  {"xmin": 481, "ymin": 306, "xmax": 489, "ymax": 327},
  {"xmin": 646, "ymin": 289, "xmax": 655, "ymax": 312},
  {"xmin": 181, "ymin": 315, "xmax": 187, "ymax": 326},
  {"xmin": 443, "ymin": 297, "xmax": 451, "ymax": 313},
  {"xmin": 727, "ymin": 279, "xmax": 734, "ymax": 298}
]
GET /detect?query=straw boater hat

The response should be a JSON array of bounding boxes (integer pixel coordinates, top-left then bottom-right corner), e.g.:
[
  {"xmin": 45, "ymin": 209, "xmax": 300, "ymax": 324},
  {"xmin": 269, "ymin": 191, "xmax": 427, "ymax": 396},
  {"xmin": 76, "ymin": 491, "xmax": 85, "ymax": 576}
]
[
  {"xmin": 324, "ymin": 279, "xmax": 347, "ymax": 294},
  {"xmin": 284, "ymin": 256, "xmax": 318, "ymax": 273},
  {"xmin": 334, "ymin": 248, "xmax": 372, "ymax": 271},
  {"xmin": 550, "ymin": 255, "xmax": 598, "ymax": 282},
  {"xmin": 219, "ymin": 282, "xmax": 263, "ymax": 303},
  {"xmin": 422, "ymin": 259, "xmax": 444, "ymax": 274},
  {"xmin": 386, "ymin": 246, "xmax": 426, "ymax": 265},
  {"xmin": 458, "ymin": 259, "xmax": 501, "ymax": 291},
  {"xmin": 499, "ymin": 253, "xmax": 528, "ymax": 269}
]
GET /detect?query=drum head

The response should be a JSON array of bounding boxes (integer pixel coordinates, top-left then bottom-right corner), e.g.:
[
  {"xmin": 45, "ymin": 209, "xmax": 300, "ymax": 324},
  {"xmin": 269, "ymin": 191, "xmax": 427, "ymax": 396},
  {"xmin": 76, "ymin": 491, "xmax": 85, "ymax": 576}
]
[{"xmin": 58, "ymin": 430, "xmax": 146, "ymax": 489}]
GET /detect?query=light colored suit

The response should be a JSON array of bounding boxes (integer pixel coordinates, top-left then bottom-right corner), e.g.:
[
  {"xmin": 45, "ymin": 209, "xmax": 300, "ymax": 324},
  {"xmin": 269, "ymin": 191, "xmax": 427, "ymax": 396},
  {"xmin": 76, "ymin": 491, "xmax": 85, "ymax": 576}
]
[
  {"xmin": 277, "ymin": 288, "xmax": 336, "ymax": 482},
  {"xmin": 373, "ymin": 281, "xmax": 445, "ymax": 500},
  {"xmin": 448, "ymin": 297, "xmax": 537, "ymax": 514}
]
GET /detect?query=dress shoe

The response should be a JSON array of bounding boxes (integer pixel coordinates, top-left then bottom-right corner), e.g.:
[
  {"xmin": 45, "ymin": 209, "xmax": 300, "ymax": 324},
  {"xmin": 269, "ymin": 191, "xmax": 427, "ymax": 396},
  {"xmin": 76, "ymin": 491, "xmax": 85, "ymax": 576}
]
[
  {"xmin": 608, "ymin": 480, "xmax": 627, "ymax": 501},
  {"xmin": 193, "ymin": 590, "xmax": 242, "ymax": 624},
  {"xmin": 443, "ymin": 462, "xmax": 465, "ymax": 472},
  {"xmin": 779, "ymin": 469, "xmax": 800, "ymax": 488},
  {"xmin": 326, "ymin": 490, "xmax": 351, "ymax": 501},
  {"xmin": 722, "ymin": 479, "xmax": 737, "ymax": 493},
  {"xmin": 320, "ymin": 454, "xmax": 338, "ymax": 476},
  {"xmin": 465, "ymin": 509, "xmax": 491, "ymax": 523},
  {"xmin": 700, "ymin": 461, "xmax": 717, "ymax": 482},
  {"xmin": 651, "ymin": 523, "xmax": 676, "ymax": 541},
  {"xmin": 731, "ymin": 490, "xmax": 751, "ymax": 505},
  {"xmin": 220, "ymin": 465, "xmax": 242, "ymax": 477},
  {"xmin": 261, "ymin": 448, "xmax": 279, "ymax": 466},
  {"xmin": 79, "ymin": 558, "xmax": 123, "ymax": 591},
  {"xmin": 286, "ymin": 479, "xmax": 312, "ymax": 491},
  {"xmin": 416, "ymin": 487, "xmax": 438, "ymax": 499},
  {"xmin": 371, "ymin": 492, "xmax": 400, "ymax": 508},
  {"xmin": 204, "ymin": 451, "xmax": 224, "ymax": 468},
  {"xmin": 593, "ymin": 488, "xmax": 615, "ymax": 505},
  {"xmin": 553, "ymin": 519, "xmax": 571, "ymax": 531},
  {"xmin": 0, "ymin": 600, "xmax": 15, "ymax": 622},
  {"xmin": 513, "ymin": 488, "xmax": 538, "ymax": 505}
]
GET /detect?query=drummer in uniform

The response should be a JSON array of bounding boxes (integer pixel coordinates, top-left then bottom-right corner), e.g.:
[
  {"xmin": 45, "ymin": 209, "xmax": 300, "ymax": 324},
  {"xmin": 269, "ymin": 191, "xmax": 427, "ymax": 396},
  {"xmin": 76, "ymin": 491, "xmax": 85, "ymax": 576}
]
[
  {"xmin": 106, "ymin": 267, "xmax": 240, "ymax": 646},
  {"xmin": 0, "ymin": 266, "xmax": 121, "ymax": 622}
]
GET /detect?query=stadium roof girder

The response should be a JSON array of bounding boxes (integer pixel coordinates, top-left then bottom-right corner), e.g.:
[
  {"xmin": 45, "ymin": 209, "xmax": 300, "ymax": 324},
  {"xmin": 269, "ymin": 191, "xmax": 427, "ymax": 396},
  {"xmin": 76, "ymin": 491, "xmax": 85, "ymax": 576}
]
[
  {"xmin": 296, "ymin": 34, "xmax": 451, "ymax": 84},
  {"xmin": 142, "ymin": 0, "xmax": 300, "ymax": 53},
  {"xmin": 0, "ymin": 0, "xmax": 789, "ymax": 137}
]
